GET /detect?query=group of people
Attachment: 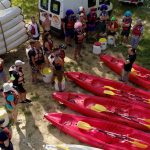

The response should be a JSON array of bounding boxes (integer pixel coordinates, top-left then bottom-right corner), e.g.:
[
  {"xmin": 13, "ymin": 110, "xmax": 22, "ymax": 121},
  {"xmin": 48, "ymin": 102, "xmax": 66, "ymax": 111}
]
[{"xmin": 0, "ymin": 3, "xmax": 144, "ymax": 150}]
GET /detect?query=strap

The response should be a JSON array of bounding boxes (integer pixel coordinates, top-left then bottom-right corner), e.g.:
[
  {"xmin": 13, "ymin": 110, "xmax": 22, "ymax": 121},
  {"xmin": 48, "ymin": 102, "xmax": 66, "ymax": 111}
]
[
  {"xmin": 0, "ymin": 1, "xmax": 7, "ymax": 9},
  {"xmin": 0, "ymin": 21, "xmax": 8, "ymax": 52}
]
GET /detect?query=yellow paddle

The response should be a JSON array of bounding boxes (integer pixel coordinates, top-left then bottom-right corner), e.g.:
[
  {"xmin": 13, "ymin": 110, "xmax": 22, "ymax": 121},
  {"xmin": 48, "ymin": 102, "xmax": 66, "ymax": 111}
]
[
  {"xmin": 90, "ymin": 104, "xmax": 150, "ymax": 124},
  {"xmin": 77, "ymin": 121, "xmax": 148, "ymax": 149},
  {"xmin": 56, "ymin": 145, "xmax": 70, "ymax": 150},
  {"xmin": 104, "ymin": 86, "xmax": 120, "ymax": 91}
]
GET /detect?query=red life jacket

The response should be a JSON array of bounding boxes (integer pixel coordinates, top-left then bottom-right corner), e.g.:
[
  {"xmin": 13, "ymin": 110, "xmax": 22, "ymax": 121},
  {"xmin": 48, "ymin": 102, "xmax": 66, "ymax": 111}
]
[
  {"xmin": 30, "ymin": 23, "xmax": 40, "ymax": 35},
  {"xmin": 3, "ymin": 90, "xmax": 18, "ymax": 106},
  {"xmin": 17, "ymin": 71, "xmax": 24, "ymax": 84},
  {"xmin": 34, "ymin": 48, "xmax": 44, "ymax": 62},
  {"xmin": 66, "ymin": 19, "xmax": 74, "ymax": 29},
  {"xmin": 88, "ymin": 13, "xmax": 97, "ymax": 24},
  {"xmin": 132, "ymin": 25, "xmax": 143, "ymax": 36},
  {"xmin": 122, "ymin": 18, "xmax": 132, "ymax": 30},
  {"xmin": 0, "ymin": 127, "xmax": 12, "ymax": 144},
  {"xmin": 76, "ymin": 30, "xmax": 85, "ymax": 44}
]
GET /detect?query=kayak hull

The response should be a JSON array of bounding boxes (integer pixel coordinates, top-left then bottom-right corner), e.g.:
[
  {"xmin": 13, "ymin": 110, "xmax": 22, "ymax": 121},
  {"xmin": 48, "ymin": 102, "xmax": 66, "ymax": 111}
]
[
  {"xmin": 53, "ymin": 92, "xmax": 150, "ymax": 132},
  {"xmin": 44, "ymin": 113, "xmax": 150, "ymax": 150},
  {"xmin": 65, "ymin": 72, "xmax": 150, "ymax": 109},
  {"xmin": 100, "ymin": 54, "xmax": 150, "ymax": 90}
]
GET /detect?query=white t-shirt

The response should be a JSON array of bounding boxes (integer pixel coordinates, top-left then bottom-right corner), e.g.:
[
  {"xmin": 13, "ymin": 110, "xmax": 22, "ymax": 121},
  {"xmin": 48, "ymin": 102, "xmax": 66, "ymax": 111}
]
[{"xmin": 28, "ymin": 23, "xmax": 39, "ymax": 38}]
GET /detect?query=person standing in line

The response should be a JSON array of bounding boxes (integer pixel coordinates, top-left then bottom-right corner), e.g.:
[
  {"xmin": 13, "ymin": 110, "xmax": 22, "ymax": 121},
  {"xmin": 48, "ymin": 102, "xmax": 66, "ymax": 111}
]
[
  {"xmin": 120, "ymin": 11, "xmax": 132, "ymax": 45},
  {"xmin": 28, "ymin": 40, "xmax": 44, "ymax": 83},
  {"xmin": 9, "ymin": 60, "xmax": 31, "ymax": 103},
  {"xmin": 119, "ymin": 47, "xmax": 136, "ymax": 83},
  {"xmin": 74, "ymin": 21, "xmax": 86, "ymax": 60},
  {"xmin": 131, "ymin": 18, "xmax": 144, "ymax": 49},
  {"xmin": 107, "ymin": 16, "xmax": 119, "ymax": 47},
  {"xmin": 43, "ymin": 33, "xmax": 53, "ymax": 64},
  {"xmin": 2, "ymin": 83, "xmax": 19, "ymax": 124},
  {"xmin": 28, "ymin": 16, "xmax": 40, "ymax": 40},
  {"xmin": 0, "ymin": 58, "xmax": 7, "ymax": 91},
  {"xmin": 62, "ymin": 9, "xmax": 76, "ymax": 47},
  {"xmin": 0, "ymin": 119, "xmax": 13, "ymax": 150},
  {"xmin": 42, "ymin": 13, "xmax": 51, "ymax": 34}
]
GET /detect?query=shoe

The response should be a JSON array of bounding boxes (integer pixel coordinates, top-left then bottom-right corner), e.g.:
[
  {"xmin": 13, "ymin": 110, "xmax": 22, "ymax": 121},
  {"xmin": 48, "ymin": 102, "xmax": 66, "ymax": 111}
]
[
  {"xmin": 20, "ymin": 101, "xmax": 28, "ymax": 103},
  {"xmin": 25, "ymin": 99, "xmax": 32, "ymax": 103}
]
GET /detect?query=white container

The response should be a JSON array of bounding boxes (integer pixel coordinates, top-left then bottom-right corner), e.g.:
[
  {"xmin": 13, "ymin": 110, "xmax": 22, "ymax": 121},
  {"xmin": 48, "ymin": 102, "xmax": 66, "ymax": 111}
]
[
  {"xmin": 99, "ymin": 38, "xmax": 107, "ymax": 50},
  {"xmin": 55, "ymin": 77, "xmax": 65, "ymax": 91},
  {"xmin": 107, "ymin": 35, "xmax": 114, "ymax": 45},
  {"xmin": 0, "ymin": 107, "xmax": 9, "ymax": 127},
  {"xmin": 42, "ymin": 67, "xmax": 52, "ymax": 83},
  {"xmin": 93, "ymin": 42, "xmax": 101, "ymax": 54}
]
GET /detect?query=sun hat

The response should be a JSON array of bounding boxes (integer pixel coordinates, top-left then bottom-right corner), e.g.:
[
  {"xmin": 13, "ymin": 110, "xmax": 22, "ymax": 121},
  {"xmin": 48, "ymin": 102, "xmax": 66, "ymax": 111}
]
[
  {"xmin": 111, "ymin": 16, "xmax": 116, "ymax": 21},
  {"xmin": 78, "ymin": 6, "xmax": 84, "ymax": 13},
  {"xmin": 3, "ymin": 83, "xmax": 13, "ymax": 93},
  {"xmin": 124, "ymin": 10, "xmax": 132, "ymax": 17},
  {"xmin": 15, "ymin": 60, "xmax": 25, "ymax": 66},
  {"xmin": 66, "ymin": 9, "xmax": 74, "ymax": 16}
]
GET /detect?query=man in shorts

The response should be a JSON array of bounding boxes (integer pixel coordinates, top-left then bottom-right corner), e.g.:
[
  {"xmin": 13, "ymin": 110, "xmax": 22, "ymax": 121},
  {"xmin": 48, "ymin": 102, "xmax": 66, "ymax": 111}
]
[
  {"xmin": 10, "ymin": 60, "xmax": 31, "ymax": 103},
  {"xmin": 121, "ymin": 11, "xmax": 132, "ymax": 45}
]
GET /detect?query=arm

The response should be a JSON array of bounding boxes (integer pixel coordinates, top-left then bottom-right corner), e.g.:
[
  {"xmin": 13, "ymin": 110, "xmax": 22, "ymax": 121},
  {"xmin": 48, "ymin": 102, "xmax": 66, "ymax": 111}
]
[{"xmin": 4, "ymin": 139, "xmax": 10, "ymax": 148}]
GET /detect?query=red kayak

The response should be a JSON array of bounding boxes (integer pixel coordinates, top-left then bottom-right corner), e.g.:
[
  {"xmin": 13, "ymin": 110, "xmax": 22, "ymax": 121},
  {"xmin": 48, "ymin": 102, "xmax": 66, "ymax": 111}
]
[
  {"xmin": 53, "ymin": 92, "xmax": 150, "ymax": 131},
  {"xmin": 44, "ymin": 113, "xmax": 150, "ymax": 150},
  {"xmin": 100, "ymin": 54, "xmax": 150, "ymax": 90},
  {"xmin": 65, "ymin": 72, "xmax": 150, "ymax": 109}
]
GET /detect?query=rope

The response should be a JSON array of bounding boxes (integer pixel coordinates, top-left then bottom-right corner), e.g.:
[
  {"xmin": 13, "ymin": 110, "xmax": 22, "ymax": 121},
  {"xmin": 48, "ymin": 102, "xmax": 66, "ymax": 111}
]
[
  {"xmin": 0, "ymin": 1, "xmax": 7, "ymax": 9},
  {"xmin": 0, "ymin": 21, "xmax": 8, "ymax": 52}
]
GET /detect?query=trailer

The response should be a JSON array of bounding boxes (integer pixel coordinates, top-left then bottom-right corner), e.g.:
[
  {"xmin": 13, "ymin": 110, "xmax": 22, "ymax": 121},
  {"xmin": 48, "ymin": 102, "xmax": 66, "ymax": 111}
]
[{"xmin": 38, "ymin": 0, "xmax": 113, "ymax": 35}]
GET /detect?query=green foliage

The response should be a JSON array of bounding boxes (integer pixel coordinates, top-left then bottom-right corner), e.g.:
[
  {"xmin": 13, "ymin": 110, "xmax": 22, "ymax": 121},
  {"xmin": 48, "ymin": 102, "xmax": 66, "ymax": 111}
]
[{"xmin": 12, "ymin": 0, "xmax": 38, "ymax": 20}]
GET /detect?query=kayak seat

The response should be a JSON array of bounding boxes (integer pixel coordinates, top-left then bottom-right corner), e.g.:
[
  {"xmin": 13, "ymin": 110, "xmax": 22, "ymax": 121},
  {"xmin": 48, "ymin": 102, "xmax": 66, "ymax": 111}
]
[
  {"xmin": 91, "ymin": 104, "xmax": 107, "ymax": 112},
  {"xmin": 77, "ymin": 121, "xmax": 92, "ymax": 130}
]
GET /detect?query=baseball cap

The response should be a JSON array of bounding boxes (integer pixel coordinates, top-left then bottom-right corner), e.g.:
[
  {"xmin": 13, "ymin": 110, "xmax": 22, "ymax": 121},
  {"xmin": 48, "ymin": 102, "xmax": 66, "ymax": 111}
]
[
  {"xmin": 3, "ymin": 82, "xmax": 13, "ymax": 92},
  {"xmin": 15, "ymin": 60, "xmax": 25, "ymax": 66}
]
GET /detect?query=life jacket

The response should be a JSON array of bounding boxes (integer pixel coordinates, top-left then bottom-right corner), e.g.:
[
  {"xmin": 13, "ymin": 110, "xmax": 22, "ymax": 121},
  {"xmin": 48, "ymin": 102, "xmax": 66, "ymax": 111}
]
[
  {"xmin": 122, "ymin": 18, "xmax": 132, "ymax": 30},
  {"xmin": 109, "ymin": 22, "xmax": 118, "ymax": 30},
  {"xmin": 10, "ymin": 70, "xmax": 24, "ymax": 85},
  {"xmin": 2, "ymin": 91, "xmax": 18, "ymax": 106},
  {"xmin": 132, "ymin": 25, "xmax": 143, "ymax": 36},
  {"xmin": 0, "ymin": 127, "xmax": 12, "ymax": 144},
  {"xmin": 30, "ymin": 23, "xmax": 40, "ymax": 35},
  {"xmin": 17, "ymin": 70, "xmax": 24, "ymax": 84},
  {"xmin": 34, "ymin": 48, "xmax": 44, "ymax": 62},
  {"xmin": 66, "ymin": 17, "xmax": 74, "ymax": 29},
  {"xmin": 44, "ymin": 40, "xmax": 53, "ymax": 54},
  {"xmin": 87, "ymin": 13, "xmax": 97, "ymax": 24}
]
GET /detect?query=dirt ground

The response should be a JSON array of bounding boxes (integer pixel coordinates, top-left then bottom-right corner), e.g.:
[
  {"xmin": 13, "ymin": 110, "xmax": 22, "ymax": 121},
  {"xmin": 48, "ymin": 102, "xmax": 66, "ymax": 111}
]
[{"xmin": 0, "ymin": 36, "xmax": 123, "ymax": 150}]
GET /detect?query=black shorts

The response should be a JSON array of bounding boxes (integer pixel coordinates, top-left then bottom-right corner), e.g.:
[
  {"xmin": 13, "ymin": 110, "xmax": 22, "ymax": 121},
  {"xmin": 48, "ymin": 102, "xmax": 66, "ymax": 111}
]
[
  {"xmin": 107, "ymin": 31, "xmax": 116, "ymax": 36},
  {"xmin": 121, "ymin": 30, "xmax": 130, "ymax": 37},
  {"xmin": 13, "ymin": 84, "xmax": 26, "ymax": 93}
]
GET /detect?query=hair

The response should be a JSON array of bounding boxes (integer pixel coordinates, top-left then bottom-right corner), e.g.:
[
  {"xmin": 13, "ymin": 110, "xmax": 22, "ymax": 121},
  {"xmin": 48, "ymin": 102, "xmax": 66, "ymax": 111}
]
[
  {"xmin": 43, "ymin": 33, "xmax": 51, "ymax": 42},
  {"xmin": 131, "ymin": 48, "xmax": 136, "ymax": 54}
]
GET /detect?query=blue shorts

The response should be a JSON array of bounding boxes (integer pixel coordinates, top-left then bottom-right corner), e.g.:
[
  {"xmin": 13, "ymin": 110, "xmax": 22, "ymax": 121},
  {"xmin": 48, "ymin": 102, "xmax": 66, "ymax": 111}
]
[
  {"xmin": 65, "ymin": 29, "xmax": 74, "ymax": 38},
  {"xmin": 0, "ymin": 71, "xmax": 6, "ymax": 81},
  {"xmin": 87, "ymin": 24, "xmax": 96, "ymax": 32}
]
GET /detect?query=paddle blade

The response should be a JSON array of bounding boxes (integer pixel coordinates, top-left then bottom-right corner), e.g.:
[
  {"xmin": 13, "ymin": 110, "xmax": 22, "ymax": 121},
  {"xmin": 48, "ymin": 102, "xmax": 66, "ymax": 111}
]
[
  {"xmin": 144, "ymin": 123, "xmax": 150, "ymax": 129},
  {"xmin": 130, "ymin": 140, "xmax": 148, "ymax": 149},
  {"xmin": 77, "ymin": 121, "xmax": 92, "ymax": 130},
  {"xmin": 56, "ymin": 145, "xmax": 70, "ymax": 150},
  {"xmin": 91, "ymin": 104, "xmax": 107, "ymax": 112},
  {"xmin": 144, "ymin": 119, "xmax": 150, "ymax": 123},
  {"xmin": 104, "ymin": 86, "xmax": 117, "ymax": 91},
  {"xmin": 104, "ymin": 90, "xmax": 115, "ymax": 96},
  {"xmin": 145, "ymin": 99, "xmax": 150, "ymax": 104}
]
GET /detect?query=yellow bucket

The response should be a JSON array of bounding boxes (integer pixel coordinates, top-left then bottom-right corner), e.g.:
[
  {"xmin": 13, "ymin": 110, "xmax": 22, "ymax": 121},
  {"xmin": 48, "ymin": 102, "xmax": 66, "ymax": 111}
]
[
  {"xmin": 99, "ymin": 38, "xmax": 107, "ymax": 43},
  {"xmin": 42, "ymin": 67, "xmax": 51, "ymax": 75}
]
